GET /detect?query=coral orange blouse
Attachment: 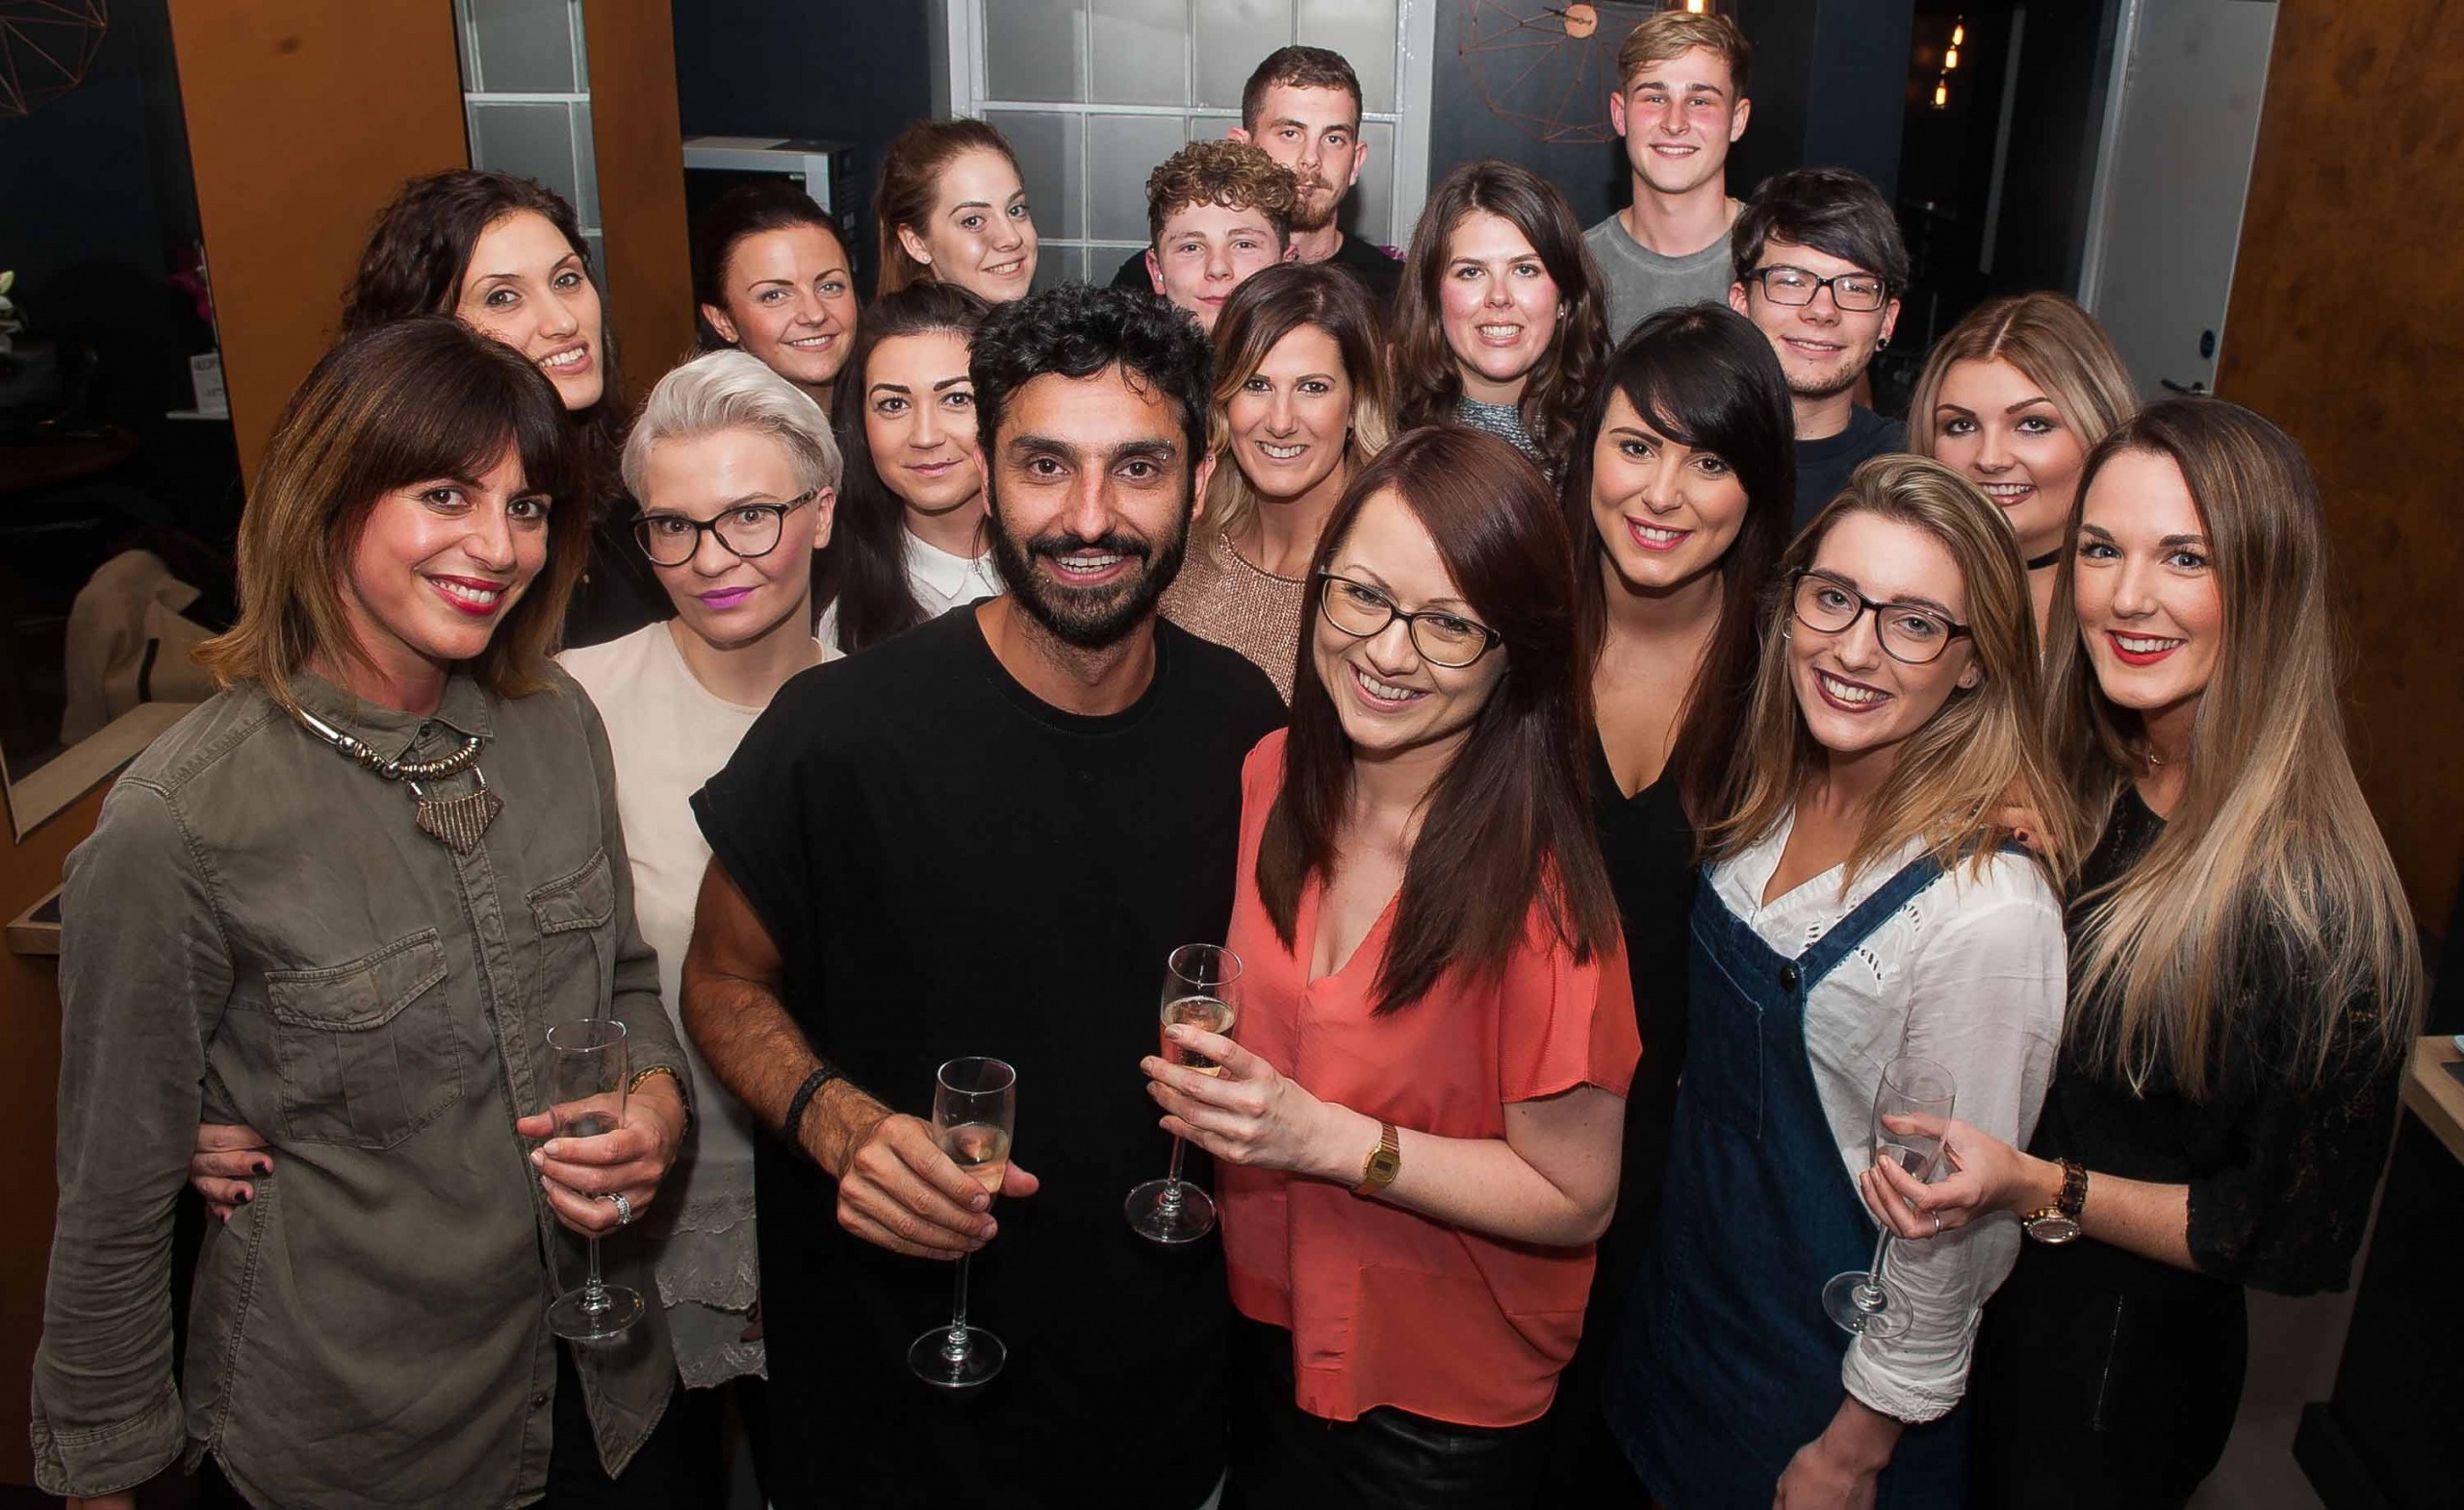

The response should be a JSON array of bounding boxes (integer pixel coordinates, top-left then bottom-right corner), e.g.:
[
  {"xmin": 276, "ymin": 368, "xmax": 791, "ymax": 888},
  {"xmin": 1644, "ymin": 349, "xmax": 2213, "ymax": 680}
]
[{"xmin": 1219, "ymin": 731, "xmax": 1642, "ymax": 1427}]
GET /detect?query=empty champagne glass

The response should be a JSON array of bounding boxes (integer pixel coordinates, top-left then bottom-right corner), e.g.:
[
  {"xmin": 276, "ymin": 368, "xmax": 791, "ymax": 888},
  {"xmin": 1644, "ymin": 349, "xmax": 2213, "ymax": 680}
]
[
  {"xmin": 1823, "ymin": 1055, "xmax": 1958, "ymax": 1338},
  {"xmin": 909, "ymin": 1056, "xmax": 1016, "ymax": 1389},
  {"xmin": 543, "ymin": 1018, "xmax": 645, "ymax": 1343},
  {"xmin": 1125, "ymin": 944, "xmax": 1241, "ymax": 1245}
]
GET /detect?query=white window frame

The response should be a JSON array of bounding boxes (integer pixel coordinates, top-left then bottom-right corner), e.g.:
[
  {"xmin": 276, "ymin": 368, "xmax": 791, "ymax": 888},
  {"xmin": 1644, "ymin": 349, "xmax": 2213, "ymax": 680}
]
[{"xmin": 934, "ymin": 0, "xmax": 1436, "ymax": 278}]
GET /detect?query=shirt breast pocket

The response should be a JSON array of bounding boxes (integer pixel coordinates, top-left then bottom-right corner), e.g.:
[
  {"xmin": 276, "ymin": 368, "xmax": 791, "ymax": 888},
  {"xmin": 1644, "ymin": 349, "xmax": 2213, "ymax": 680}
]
[
  {"xmin": 528, "ymin": 850, "xmax": 615, "ymax": 1021},
  {"xmin": 265, "ymin": 931, "xmax": 464, "ymax": 1149}
]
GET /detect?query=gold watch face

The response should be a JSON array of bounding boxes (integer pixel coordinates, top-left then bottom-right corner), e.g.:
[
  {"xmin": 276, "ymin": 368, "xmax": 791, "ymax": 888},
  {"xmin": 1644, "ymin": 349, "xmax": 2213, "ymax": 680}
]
[
  {"xmin": 2026, "ymin": 1212, "xmax": 2082, "ymax": 1244},
  {"xmin": 1366, "ymin": 1147, "xmax": 1401, "ymax": 1183}
]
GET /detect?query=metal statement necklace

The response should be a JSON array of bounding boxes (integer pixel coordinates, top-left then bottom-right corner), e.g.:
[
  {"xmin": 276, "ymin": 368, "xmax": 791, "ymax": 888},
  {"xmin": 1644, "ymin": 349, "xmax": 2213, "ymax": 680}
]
[{"xmin": 291, "ymin": 704, "xmax": 501, "ymax": 854}]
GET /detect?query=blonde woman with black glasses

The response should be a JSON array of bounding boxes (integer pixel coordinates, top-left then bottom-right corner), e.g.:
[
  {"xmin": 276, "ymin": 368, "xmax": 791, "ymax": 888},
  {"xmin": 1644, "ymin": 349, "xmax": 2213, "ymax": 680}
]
[
  {"xmin": 1607, "ymin": 455, "xmax": 2074, "ymax": 1510},
  {"xmin": 1861, "ymin": 397, "xmax": 2425, "ymax": 1507}
]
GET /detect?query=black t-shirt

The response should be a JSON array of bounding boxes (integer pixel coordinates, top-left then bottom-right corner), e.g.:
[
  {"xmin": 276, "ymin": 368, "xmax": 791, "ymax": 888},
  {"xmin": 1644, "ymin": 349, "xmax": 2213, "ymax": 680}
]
[
  {"xmin": 692, "ymin": 607, "xmax": 1284, "ymax": 1509},
  {"xmin": 1791, "ymin": 406, "xmax": 1907, "ymax": 529},
  {"xmin": 1107, "ymin": 230, "xmax": 1402, "ymax": 304}
]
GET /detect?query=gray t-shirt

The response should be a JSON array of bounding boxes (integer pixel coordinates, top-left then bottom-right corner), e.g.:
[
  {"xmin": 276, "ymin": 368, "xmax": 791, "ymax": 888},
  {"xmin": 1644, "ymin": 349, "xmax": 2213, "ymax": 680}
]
[{"xmin": 1586, "ymin": 212, "xmax": 1736, "ymax": 345}]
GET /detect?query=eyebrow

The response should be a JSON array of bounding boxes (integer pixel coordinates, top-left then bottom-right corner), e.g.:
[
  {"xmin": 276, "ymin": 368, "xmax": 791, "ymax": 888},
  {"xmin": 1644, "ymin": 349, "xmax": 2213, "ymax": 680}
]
[
  {"xmin": 1329, "ymin": 563, "xmax": 1471, "ymax": 613},
  {"xmin": 1814, "ymin": 568, "xmax": 1958, "ymax": 620},
  {"xmin": 1633, "ymin": 76, "xmax": 1727, "ymax": 98},
  {"xmin": 1268, "ymin": 115, "xmax": 1352, "ymax": 133},
  {"xmin": 2079, "ymin": 522, "xmax": 2210, "ymax": 548},
  {"xmin": 1004, "ymin": 434, "xmax": 1180, "ymax": 465}
]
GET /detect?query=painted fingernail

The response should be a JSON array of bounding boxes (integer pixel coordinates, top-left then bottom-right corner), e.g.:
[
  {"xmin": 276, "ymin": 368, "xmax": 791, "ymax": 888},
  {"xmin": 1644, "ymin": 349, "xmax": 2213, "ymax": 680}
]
[
  {"xmin": 239, "ymin": 1190, "xmax": 253, "ymax": 1204},
  {"xmin": 254, "ymin": 1161, "xmax": 273, "ymax": 1175}
]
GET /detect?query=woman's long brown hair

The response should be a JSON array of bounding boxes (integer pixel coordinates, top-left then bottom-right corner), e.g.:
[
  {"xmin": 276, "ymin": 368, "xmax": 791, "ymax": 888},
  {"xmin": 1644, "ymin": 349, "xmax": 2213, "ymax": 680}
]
[
  {"xmin": 1391, "ymin": 160, "xmax": 1607, "ymax": 470},
  {"xmin": 1258, "ymin": 426, "xmax": 1619, "ymax": 1012}
]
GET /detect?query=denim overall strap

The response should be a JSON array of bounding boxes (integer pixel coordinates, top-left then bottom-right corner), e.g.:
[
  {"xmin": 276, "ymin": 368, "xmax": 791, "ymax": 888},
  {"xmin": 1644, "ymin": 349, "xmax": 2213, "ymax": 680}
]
[{"xmin": 1608, "ymin": 852, "xmax": 1967, "ymax": 1510}]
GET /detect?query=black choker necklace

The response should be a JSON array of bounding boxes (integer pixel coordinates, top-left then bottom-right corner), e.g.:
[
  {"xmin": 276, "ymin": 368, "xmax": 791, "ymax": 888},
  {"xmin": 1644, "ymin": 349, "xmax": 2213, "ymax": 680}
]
[{"xmin": 2026, "ymin": 547, "xmax": 2065, "ymax": 571}]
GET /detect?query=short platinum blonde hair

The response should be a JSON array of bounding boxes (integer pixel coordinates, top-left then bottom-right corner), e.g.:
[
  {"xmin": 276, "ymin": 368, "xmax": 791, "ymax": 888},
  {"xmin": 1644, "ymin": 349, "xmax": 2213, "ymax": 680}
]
[{"xmin": 620, "ymin": 348, "xmax": 842, "ymax": 503}]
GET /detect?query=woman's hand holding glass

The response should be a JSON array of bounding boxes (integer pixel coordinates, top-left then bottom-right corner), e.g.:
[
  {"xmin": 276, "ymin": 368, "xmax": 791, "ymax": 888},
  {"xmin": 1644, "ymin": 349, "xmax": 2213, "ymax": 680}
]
[
  {"xmin": 1859, "ymin": 1114, "xmax": 2049, "ymax": 1241},
  {"xmin": 517, "ymin": 1070, "xmax": 687, "ymax": 1237},
  {"xmin": 1142, "ymin": 1026, "xmax": 1360, "ymax": 1183}
]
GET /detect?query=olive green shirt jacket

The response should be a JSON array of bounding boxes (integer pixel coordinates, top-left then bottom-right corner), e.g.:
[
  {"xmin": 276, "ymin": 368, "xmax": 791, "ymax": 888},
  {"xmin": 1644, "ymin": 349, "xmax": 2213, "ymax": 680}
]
[{"xmin": 33, "ymin": 667, "xmax": 688, "ymax": 1507}]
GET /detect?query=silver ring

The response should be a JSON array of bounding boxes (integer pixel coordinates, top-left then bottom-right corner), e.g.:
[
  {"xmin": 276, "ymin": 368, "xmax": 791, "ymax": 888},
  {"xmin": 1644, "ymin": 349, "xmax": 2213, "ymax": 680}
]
[
  {"xmin": 606, "ymin": 1190, "xmax": 633, "ymax": 1226},
  {"xmin": 1932, "ymin": 1211, "xmax": 1942, "ymax": 1236}
]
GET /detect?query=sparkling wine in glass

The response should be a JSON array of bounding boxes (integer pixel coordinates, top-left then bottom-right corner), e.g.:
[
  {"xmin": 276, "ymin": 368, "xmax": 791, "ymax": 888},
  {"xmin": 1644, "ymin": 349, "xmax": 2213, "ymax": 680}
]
[
  {"xmin": 1125, "ymin": 944, "xmax": 1241, "ymax": 1245},
  {"xmin": 909, "ymin": 1056, "xmax": 1016, "ymax": 1389},
  {"xmin": 543, "ymin": 1018, "xmax": 645, "ymax": 1344},
  {"xmin": 1823, "ymin": 1055, "xmax": 1958, "ymax": 1339}
]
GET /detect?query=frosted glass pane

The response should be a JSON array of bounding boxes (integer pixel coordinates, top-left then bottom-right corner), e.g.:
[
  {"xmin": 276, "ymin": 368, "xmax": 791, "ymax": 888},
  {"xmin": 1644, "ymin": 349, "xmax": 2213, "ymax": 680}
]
[
  {"xmin": 469, "ymin": 101, "xmax": 580, "ymax": 211},
  {"xmin": 986, "ymin": 0, "xmax": 1087, "ymax": 102},
  {"xmin": 1032, "ymin": 244, "xmax": 1081, "ymax": 293},
  {"xmin": 1090, "ymin": 0, "xmax": 1186, "ymax": 106},
  {"xmin": 462, "ymin": 0, "xmax": 577, "ymax": 94},
  {"xmin": 1346, "ymin": 119, "xmax": 1393, "ymax": 249},
  {"xmin": 1194, "ymin": 0, "xmax": 1292, "ymax": 112},
  {"xmin": 1298, "ymin": 0, "xmax": 1397, "ymax": 114},
  {"xmin": 1088, "ymin": 113, "xmax": 1189, "ymax": 241},
  {"xmin": 984, "ymin": 110, "xmax": 1084, "ymax": 240},
  {"xmin": 571, "ymin": 102, "xmax": 599, "ymax": 230}
]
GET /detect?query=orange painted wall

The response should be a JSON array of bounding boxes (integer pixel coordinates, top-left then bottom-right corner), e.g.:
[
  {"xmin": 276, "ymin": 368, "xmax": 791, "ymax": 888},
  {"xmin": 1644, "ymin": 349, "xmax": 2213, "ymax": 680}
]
[
  {"xmin": 2215, "ymin": 0, "xmax": 2464, "ymax": 934},
  {"xmin": 166, "ymin": 1, "xmax": 470, "ymax": 481},
  {"xmin": 0, "ymin": 785, "xmax": 106, "ymax": 1487},
  {"xmin": 583, "ymin": 0, "xmax": 698, "ymax": 396}
]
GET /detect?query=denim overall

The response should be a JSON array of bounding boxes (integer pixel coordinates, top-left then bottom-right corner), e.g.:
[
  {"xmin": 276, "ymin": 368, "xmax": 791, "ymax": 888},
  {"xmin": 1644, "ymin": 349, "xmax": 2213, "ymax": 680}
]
[{"xmin": 1606, "ymin": 853, "xmax": 1968, "ymax": 1509}]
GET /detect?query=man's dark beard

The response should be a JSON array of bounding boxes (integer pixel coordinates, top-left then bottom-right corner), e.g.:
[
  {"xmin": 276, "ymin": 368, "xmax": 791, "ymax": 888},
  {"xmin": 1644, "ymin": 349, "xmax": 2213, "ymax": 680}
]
[
  {"xmin": 986, "ymin": 490, "xmax": 1191, "ymax": 651},
  {"xmin": 1290, "ymin": 179, "xmax": 1338, "ymax": 234}
]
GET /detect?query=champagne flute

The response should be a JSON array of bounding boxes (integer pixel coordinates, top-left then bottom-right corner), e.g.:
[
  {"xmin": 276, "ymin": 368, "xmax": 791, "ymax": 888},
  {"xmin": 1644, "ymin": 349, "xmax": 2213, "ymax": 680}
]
[
  {"xmin": 543, "ymin": 1018, "xmax": 645, "ymax": 1343},
  {"xmin": 1823, "ymin": 1055, "xmax": 1958, "ymax": 1338},
  {"xmin": 1125, "ymin": 944, "xmax": 1241, "ymax": 1245},
  {"xmin": 908, "ymin": 1056, "xmax": 1016, "ymax": 1389}
]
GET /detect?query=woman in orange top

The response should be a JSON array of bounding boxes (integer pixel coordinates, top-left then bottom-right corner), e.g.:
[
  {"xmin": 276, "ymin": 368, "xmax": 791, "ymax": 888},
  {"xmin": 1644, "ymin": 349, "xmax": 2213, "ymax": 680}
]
[{"xmin": 1142, "ymin": 424, "xmax": 1639, "ymax": 1507}]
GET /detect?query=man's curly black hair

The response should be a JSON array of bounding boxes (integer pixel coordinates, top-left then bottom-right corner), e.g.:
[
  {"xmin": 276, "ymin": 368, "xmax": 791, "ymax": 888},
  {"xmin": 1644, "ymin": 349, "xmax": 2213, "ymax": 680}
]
[{"xmin": 969, "ymin": 282, "xmax": 1215, "ymax": 485}]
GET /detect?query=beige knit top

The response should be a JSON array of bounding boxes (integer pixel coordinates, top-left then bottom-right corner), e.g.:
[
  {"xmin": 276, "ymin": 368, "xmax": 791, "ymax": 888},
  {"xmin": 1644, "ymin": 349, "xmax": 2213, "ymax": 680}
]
[{"xmin": 1161, "ymin": 525, "xmax": 1308, "ymax": 704}]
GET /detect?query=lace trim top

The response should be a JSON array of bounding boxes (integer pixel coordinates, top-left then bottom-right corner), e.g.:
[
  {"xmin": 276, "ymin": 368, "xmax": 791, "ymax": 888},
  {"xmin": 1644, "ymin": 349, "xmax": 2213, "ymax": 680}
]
[{"xmin": 2032, "ymin": 786, "xmax": 2406, "ymax": 1295}]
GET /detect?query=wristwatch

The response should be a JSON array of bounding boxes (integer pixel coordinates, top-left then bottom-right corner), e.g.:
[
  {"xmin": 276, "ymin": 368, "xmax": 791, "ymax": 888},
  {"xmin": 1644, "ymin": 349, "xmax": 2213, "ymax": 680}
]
[
  {"xmin": 1351, "ymin": 1121, "xmax": 1401, "ymax": 1197},
  {"xmin": 2023, "ymin": 1158, "xmax": 2088, "ymax": 1243}
]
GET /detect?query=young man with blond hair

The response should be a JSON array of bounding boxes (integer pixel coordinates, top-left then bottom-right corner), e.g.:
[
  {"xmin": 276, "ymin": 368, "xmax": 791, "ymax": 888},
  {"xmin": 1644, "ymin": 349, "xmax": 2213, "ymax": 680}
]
[
  {"xmin": 1136, "ymin": 139, "xmax": 1300, "ymax": 332},
  {"xmin": 1586, "ymin": 12, "xmax": 1754, "ymax": 341},
  {"xmin": 1113, "ymin": 45, "xmax": 1402, "ymax": 303}
]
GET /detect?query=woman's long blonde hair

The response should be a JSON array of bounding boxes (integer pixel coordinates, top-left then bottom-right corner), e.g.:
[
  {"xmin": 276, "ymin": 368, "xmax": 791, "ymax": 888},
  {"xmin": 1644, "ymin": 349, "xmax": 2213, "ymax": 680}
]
[
  {"xmin": 1203, "ymin": 262, "xmax": 1393, "ymax": 548},
  {"xmin": 1709, "ymin": 454, "xmax": 2078, "ymax": 890},
  {"xmin": 2048, "ymin": 398, "xmax": 2424, "ymax": 1094},
  {"xmin": 1907, "ymin": 292, "xmax": 2137, "ymax": 462}
]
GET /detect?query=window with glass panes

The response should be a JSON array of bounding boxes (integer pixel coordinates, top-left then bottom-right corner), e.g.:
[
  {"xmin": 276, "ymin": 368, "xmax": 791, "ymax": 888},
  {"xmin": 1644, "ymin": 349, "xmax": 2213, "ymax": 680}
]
[{"xmin": 940, "ymin": 1, "xmax": 1434, "ymax": 290}]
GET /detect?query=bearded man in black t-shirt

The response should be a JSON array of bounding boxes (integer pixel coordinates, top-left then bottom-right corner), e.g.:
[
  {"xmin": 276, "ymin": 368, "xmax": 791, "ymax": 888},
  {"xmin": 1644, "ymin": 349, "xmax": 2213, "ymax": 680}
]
[{"xmin": 682, "ymin": 284, "xmax": 1285, "ymax": 1509}]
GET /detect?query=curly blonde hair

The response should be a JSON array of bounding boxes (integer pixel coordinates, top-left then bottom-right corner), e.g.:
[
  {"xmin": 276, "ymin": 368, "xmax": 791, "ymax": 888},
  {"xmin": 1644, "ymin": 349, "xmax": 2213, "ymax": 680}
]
[{"xmin": 1144, "ymin": 140, "xmax": 1298, "ymax": 247}]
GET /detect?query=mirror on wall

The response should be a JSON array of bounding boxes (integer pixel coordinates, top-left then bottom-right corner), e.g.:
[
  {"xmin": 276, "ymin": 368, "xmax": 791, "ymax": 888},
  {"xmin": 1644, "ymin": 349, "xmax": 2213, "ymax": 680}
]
[{"xmin": 0, "ymin": 0, "xmax": 242, "ymax": 837}]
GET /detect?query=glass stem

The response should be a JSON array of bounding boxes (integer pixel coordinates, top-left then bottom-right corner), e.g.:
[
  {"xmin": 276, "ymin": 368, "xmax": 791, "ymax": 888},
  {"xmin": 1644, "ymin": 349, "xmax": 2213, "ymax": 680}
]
[
  {"xmin": 1161, "ymin": 1135, "xmax": 1189, "ymax": 1203},
  {"xmin": 581, "ymin": 1237, "xmax": 608, "ymax": 1314},
  {"xmin": 1859, "ymin": 1231, "xmax": 1894, "ymax": 1308},
  {"xmin": 943, "ymin": 1251, "xmax": 973, "ymax": 1355}
]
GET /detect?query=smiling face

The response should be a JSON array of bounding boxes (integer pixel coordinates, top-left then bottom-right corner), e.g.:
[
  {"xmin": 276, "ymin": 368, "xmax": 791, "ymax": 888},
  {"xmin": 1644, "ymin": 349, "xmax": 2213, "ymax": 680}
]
[
  {"xmin": 339, "ymin": 445, "xmax": 550, "ymax": 688},
  {"xmin": 1930, "ymin": 357, "xmax": 2087, "ymax": 560},
  {"xmin": 1608, "ymin": 46, "xmax": 1750, "ymax": 198},
  {"xmin": 980, "ymin": 364, "xmax": 1211, "ymax": 649},
  {"xmin": 2073, "ymin": 448, "xmax": 2221, "ymax": 729},
  {"xmin": 703, "ymin": 224, "xmax": 859, "ymax": 400},
  {"xmin": 1225, "ymin": 324, "xmax": 1352, "ymax": 504},
  {"xmin": 862, "ymin": 329, "xmax": 985, "ymax": 527},
  {"xmin": 637, "ymin": 427, "xmax": 831, "ymax": 653},
  {"xmin": 454, "ymin": 210, "xmax": 604, "ymax": 411},
  {"xmin": 1147, "ymin": 201, "xmax": 1293, "ymax": 330},
  {"xmin": 1311, "ymin": 488, "xmax": 1507, "ymax": 762},
  {"xmin": 1234, "ymin": 83, "xmax": 1368, "ymax": 234},
  {"xmin": 898, "ymin": 147, "xmax": 1038, "ymax": 302},
  {"xmin": 1787, "ymin": 509, "xmax": 1980, "ymax": 766},
  {"xmin": 1439, "ymin": 210, "xmax": 1562, "ymax": 407},
  {"xmin": 1588, "ymin": 386, "xmax": 1750, "ymax": 594},
  {"xmin": 1730, "ymin": 238, "xmax": 1899, "ymax": 404}
]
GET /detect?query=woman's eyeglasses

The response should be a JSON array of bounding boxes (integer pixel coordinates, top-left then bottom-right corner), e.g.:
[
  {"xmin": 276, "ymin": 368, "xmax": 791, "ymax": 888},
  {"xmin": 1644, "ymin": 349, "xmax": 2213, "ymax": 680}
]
[
  {"xmin": 1788, "ymin": 569, "xmax": 1969, "ymax": 665},
  {"xmin": 630, "ymin": 491, "xmax": 817, "ymax": 566},
  {"xmin": 1316, "ymin": 572, "xmax": 1502, "ymax": 668}
]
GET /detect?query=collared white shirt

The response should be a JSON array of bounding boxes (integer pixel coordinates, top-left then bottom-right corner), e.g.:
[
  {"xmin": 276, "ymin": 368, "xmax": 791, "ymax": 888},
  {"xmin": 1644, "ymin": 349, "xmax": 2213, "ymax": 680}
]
[
  {"xmin": 817, "ymin": 528, "xmax": 1005, "ymax": 653},
  {"xmin": 1707, "ymin": 814, "xmax": 2066, "ymax": 1424}
]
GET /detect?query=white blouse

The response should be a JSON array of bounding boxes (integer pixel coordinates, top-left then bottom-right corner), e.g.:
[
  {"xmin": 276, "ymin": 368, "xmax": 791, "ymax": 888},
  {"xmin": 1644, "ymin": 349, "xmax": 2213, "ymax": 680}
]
[
  {"xmin": 817, "ymin": 527, "xmax": 1004, "ymax": 653},
  {"xmin": 1707, "ymin": 814, "xmax": 2066, "ymax": 1424}
]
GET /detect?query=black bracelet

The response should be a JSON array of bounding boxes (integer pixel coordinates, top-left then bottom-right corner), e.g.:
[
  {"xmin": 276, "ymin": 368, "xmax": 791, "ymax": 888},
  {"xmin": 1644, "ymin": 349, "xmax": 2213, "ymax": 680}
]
[{"xmin": 783, "ymin": 1063, "xmax": 840, "ymax": 1162}]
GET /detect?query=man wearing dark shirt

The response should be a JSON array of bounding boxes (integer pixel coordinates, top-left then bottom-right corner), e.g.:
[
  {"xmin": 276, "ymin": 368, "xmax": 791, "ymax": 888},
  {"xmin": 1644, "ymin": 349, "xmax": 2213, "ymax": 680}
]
[
  {"xmin": 1727, "ymin": 166, "xmax": 1911, "ymax": 526},
  {"xmin": 1110, "ymin": 45, "xmax": 1401, "ymax": 304},
  {"xmin": 682, "ymin": 285, "xmax": 1283, "ymax": 1509}
]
